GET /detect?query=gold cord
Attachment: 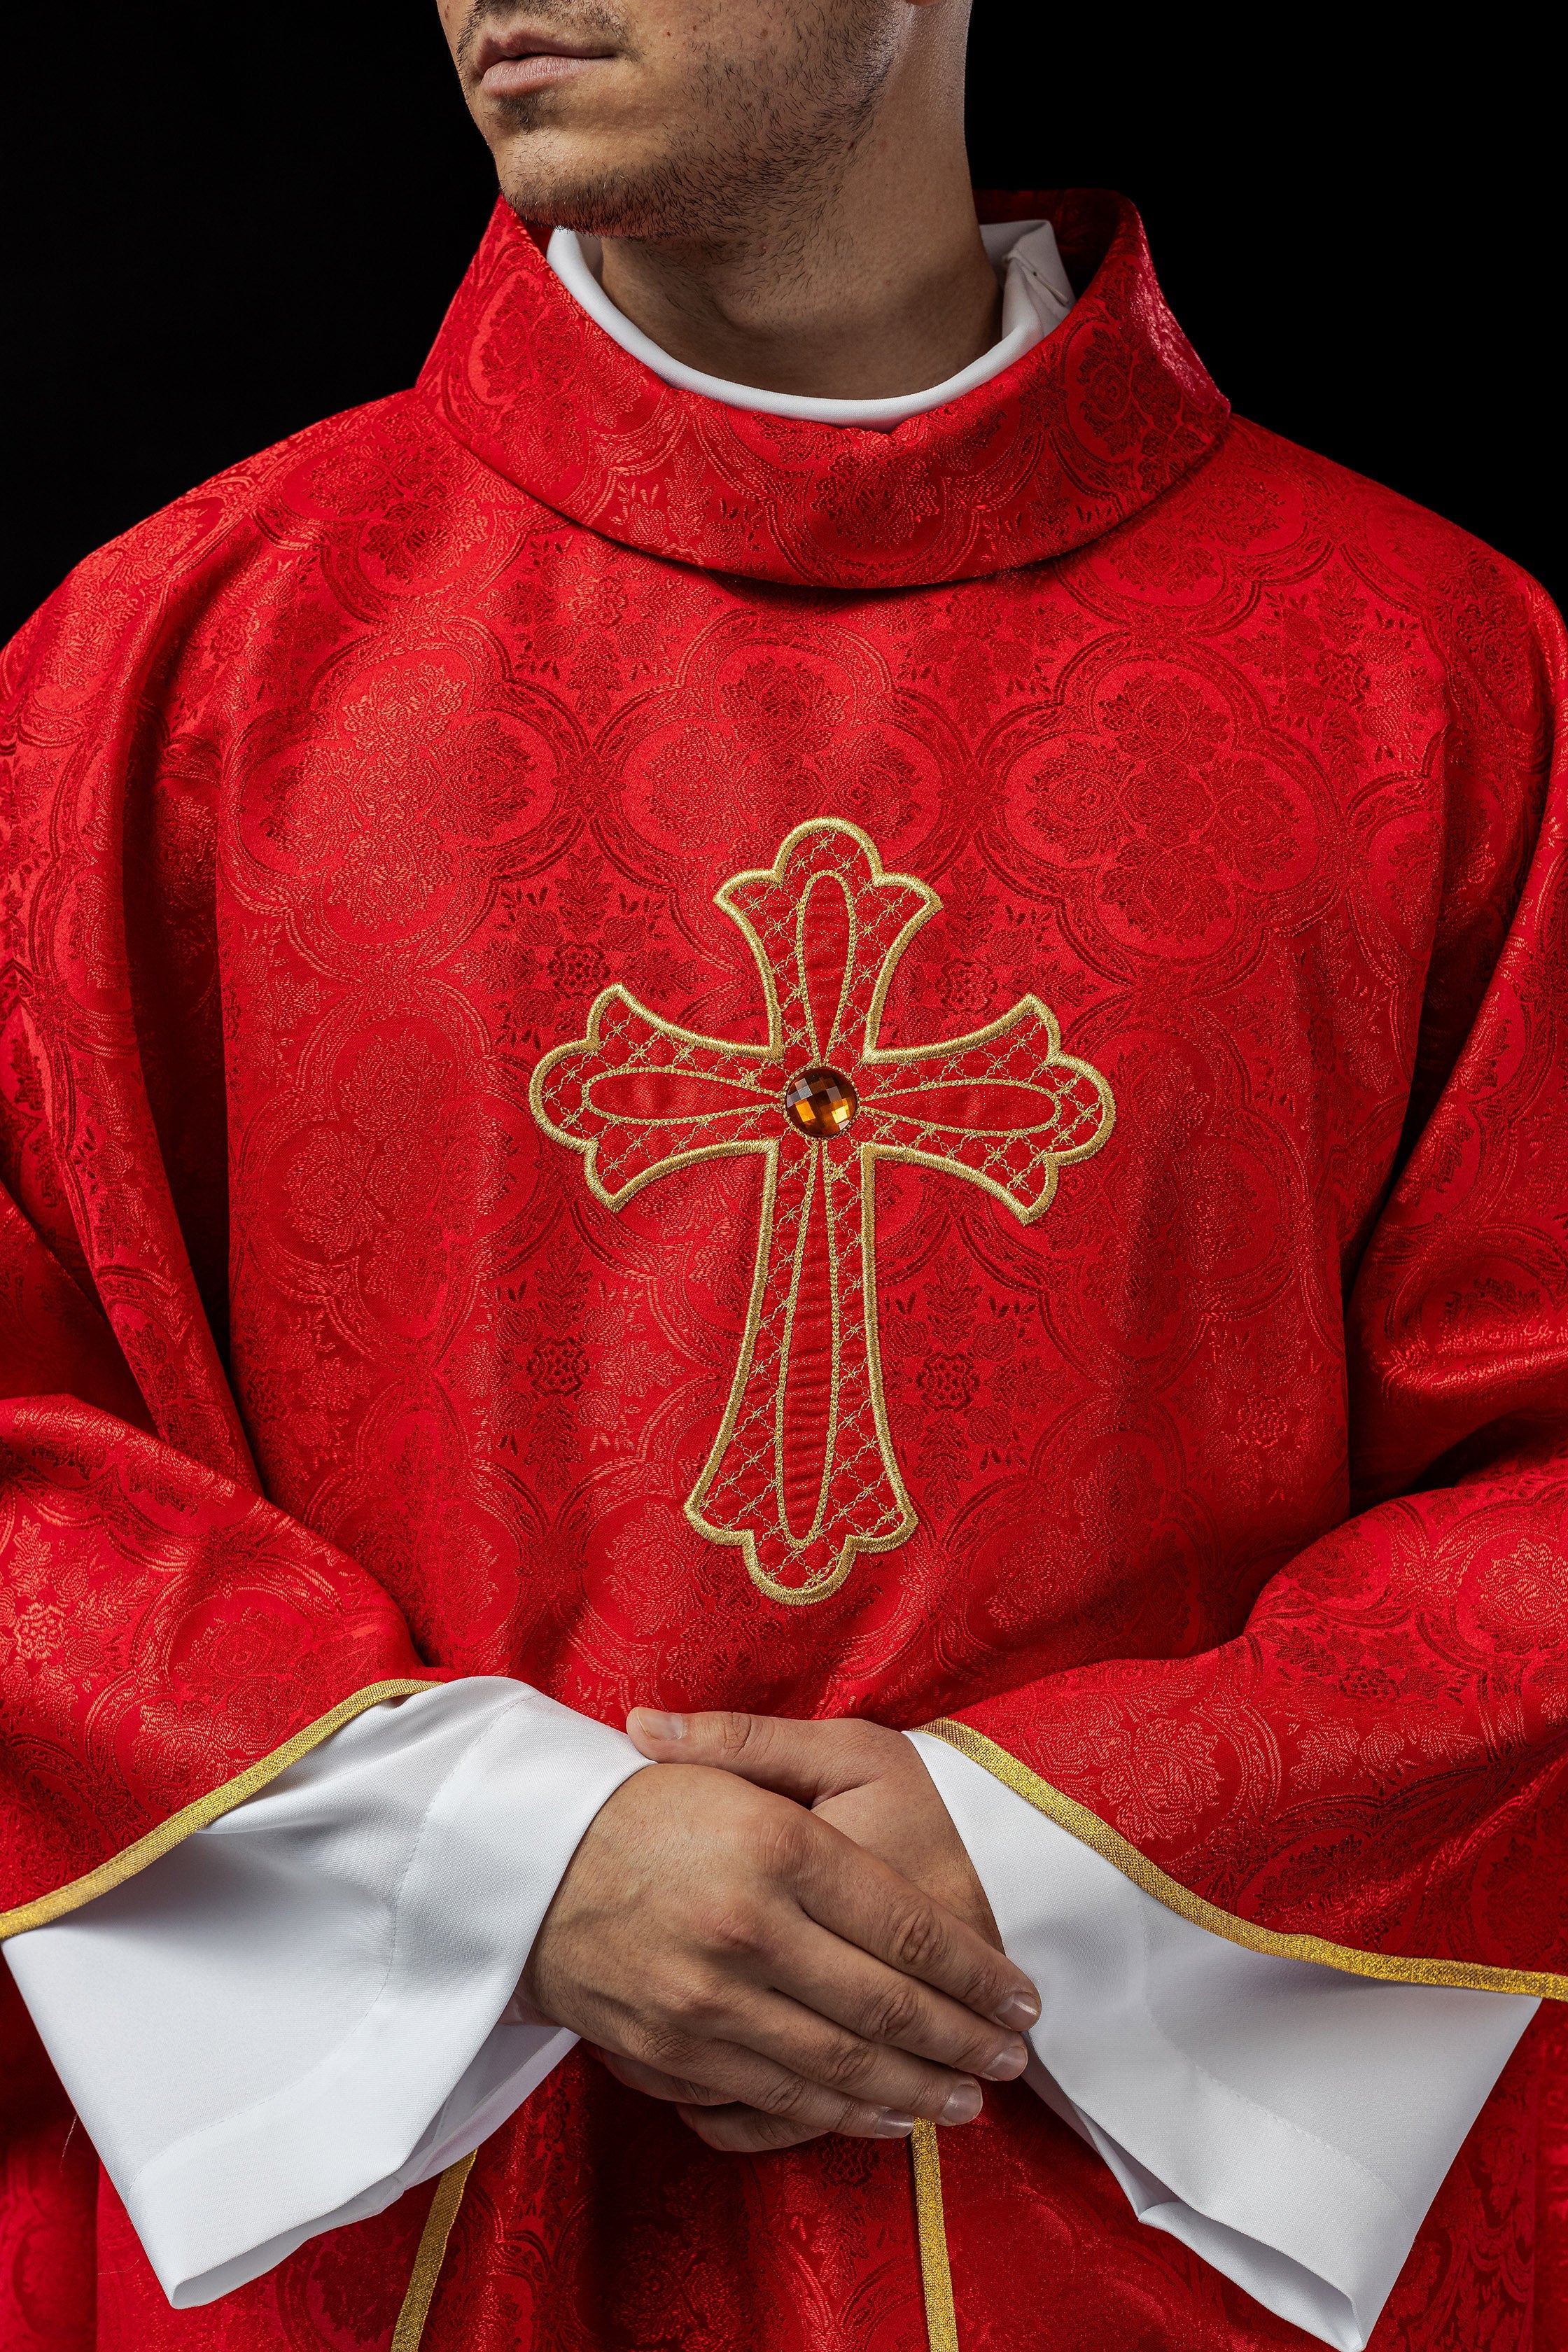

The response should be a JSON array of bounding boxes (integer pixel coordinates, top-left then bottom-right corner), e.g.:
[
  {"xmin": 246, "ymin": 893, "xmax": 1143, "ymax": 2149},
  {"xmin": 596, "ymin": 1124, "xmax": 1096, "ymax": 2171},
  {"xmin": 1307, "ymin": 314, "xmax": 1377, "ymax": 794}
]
[
  {"xmin": 391, "ymin": 2151, "xmax": 477, "ymax": 2351},
  {"xmin": 910, "ymin": 2121, "xmax": 960, "ymax": 2352}
]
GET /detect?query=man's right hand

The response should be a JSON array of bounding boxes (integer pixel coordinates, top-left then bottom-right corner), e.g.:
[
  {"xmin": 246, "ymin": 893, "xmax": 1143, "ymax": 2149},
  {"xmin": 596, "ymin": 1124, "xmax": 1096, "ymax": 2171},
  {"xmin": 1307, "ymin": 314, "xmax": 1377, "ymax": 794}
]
[{"xmin": 522, "ymin": 1761, "xmax": 1039, "ymax": 2148}]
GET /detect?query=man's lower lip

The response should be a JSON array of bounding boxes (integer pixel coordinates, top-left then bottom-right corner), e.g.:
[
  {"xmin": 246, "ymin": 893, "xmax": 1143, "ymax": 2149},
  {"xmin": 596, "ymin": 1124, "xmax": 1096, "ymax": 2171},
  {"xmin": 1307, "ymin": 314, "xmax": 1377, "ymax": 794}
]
[{"xmin": 481, "ymin": 54, "xmax": 611, "ymax": 95}]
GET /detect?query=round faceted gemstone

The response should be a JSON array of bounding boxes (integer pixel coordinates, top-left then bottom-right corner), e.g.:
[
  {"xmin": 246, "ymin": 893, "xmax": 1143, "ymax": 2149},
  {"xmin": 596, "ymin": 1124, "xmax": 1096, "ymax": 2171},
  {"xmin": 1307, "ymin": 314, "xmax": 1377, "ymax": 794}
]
[{"xmin": 783, "ymin": 1065, "xmax": 860, "ymax": 1139}]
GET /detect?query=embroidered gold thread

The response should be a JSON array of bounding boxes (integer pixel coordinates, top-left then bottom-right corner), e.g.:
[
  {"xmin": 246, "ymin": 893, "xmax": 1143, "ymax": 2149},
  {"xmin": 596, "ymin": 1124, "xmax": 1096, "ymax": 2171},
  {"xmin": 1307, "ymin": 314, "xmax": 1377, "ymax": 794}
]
[
  {"xmin": 766, "ymin": 1141, "xmax": 852, "ymax": 1555},
  {"xmin": 528, "ymin": 986, "xmax": 781, "ymax": 1212},
  {"xmin": 814, "ymin": 1145, "xmax": 850, "ymax": 1544},
  {"xmin": 920, "ymin": 1719, "xmax": 1568, "ymax": 2001},
  {"xmin": 390, "ymin": 2150, "xmax": 477, "ymax": 2351},
  {"xmin": 910, "ymin": 2120, "xmax": 960, "ymax": 2352},
  {"xmin": 683, "ymin": 1145, "xmax": 841, "ymax": 1605},
  {"xmin": 774, "ymin": 1145, "xmax": 824, "ymax": 1547},
  {"xmin": 531, "ymin": 820, "xmax": 1114, "ymax": 1605},
  {"xmin": 860, "ymin": 994, "xmax": 1114, "ymax": 1224},
  {"xmin": 794, "ymin": 868, "xmax": 856, "ymax": 1061},
  {"xmin": 0, "ymin": 1679, "xmax": 438, "ymax": 1942}
]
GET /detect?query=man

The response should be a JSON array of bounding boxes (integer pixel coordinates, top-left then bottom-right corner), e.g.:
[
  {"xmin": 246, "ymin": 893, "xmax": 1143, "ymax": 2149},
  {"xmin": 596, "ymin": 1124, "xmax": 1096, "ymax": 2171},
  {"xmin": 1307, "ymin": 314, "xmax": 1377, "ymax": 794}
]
[{"xmin": 1, "ymin": 1, "xmax": 1564, "ymax": 2346}]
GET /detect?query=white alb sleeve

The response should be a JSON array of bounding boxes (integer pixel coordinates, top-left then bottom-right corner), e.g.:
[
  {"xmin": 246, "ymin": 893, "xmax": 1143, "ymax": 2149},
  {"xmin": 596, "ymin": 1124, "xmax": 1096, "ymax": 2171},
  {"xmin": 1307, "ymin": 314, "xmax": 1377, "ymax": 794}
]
[
  {"xmin": 4, "ymin": 1679, "xmax": 648, "ymax": 2310},
  {"xmin": 907, "ymin": 1730, "xmax": 1536, "ymax": 2352}
]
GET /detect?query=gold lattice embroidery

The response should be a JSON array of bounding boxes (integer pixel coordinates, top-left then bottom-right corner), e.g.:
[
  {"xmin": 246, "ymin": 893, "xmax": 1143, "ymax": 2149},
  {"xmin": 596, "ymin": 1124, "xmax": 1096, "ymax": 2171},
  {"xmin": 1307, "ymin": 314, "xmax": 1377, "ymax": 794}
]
[{"xmin": 531, "ymin": 820, "xmax": 1114, "ymax": 1603}]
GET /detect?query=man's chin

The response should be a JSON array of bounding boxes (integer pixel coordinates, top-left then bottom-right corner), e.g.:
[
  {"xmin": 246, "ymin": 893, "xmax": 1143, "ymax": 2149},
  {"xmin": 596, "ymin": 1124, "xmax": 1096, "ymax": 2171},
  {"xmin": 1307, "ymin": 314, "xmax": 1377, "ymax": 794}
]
[{"xmin": 495, "ymin": 149, "xmax": 721, "ymax": 244}]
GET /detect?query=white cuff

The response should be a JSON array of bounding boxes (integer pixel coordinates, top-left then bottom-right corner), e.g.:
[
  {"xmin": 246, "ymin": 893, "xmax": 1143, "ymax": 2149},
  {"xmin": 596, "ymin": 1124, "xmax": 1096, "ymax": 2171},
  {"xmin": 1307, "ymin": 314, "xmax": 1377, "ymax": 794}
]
[
  {"xmin": 6, "ymin": 1679, "xmax": 648, "ymax": 2306},
  {"xmin": 907, "ymin": 1730, "xmax": 1535, "ymax": 2352}
]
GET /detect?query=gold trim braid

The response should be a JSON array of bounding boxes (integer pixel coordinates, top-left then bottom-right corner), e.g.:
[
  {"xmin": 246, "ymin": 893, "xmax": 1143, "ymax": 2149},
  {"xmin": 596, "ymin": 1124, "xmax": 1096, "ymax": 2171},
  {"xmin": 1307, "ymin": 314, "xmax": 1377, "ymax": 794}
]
[
  {"xmin": 910, "ymin": 2122, "xmax": 960, "ymax": 2352},
  {"xmin": 0, "ymin": 1678, "xmax": 438, "ymax": 1940},
  {"xmin": 391, "ymin": 2152, "xmax": 477, "ymax": 2351},
  {"xmin": 921, "ymin": 1718, "xmax": 1568, "ymax": 2001}
]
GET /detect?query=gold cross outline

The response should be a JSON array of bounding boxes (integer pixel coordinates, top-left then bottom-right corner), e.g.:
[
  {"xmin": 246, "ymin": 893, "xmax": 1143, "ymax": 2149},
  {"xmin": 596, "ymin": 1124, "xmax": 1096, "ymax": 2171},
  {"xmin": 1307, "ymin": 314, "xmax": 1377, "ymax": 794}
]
[{"xmin": 528, "ymin": 819, "xmax": 1116, "ymax": 1603}]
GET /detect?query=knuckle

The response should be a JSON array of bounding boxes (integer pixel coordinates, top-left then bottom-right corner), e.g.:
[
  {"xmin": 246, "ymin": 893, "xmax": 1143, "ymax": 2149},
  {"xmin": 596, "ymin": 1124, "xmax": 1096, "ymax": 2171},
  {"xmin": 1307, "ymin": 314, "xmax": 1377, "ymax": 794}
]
[
  {"xmin": 672, "ymin": 1967, "xmax": 734, "ymax": 2030},
  {"xmin": 636, "ymin": 2059, "xmax": 711, "ymax": 2104},
  {"xmin": 678, "ymin": 2080, "xmax": 730, "ymax": 2108},
  {"xmin": 760, "ymin": 2073, "xmax": 819, "ymax": 2124},
  {"xmin": 635, "ymin": 2022, "xmax": 701, "ymax": 2078},
  {"xmin": 955, "ymin": 2021, "xmax": 1006, "ymax": 2071},
  {"xmin": 888, "ymin": 1903, "xmax": 948, "ymax": 1977},
  {"xmin": 751, "ymin": 1809, "xmax": 813, "ymax": 1882},
  {"xmin": 862, "ymin": 1977, "xmax": 925, "ymax": 2047},
  {"xmin": 713, "ymin": 1710, "xmax": 757, "ymax": 1760},
  {"xmin": 699, "ymin": 1899, "xmax": 768, "ymax": 1959},
  {"xmin": 955, "ymin": 1958, "xmax": 1009, "ymax": 2015},
  {"xmin": 746, "ymin": 2110, "xmax": 816, "ymax": 2151},
  {"xmin": 809, "ymin": 2034, "xmax": 879, "ymax": 2093}
]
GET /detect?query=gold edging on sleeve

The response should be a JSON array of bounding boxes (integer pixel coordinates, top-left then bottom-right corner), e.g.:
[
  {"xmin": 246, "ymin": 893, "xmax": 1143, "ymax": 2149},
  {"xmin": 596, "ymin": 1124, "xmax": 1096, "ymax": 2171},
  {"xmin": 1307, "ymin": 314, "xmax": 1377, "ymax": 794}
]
[
  {"xmin": 920, "ymin": 1718, "xmax": 1568, "ymax": 2002},
  {"xmin": 391, "ymin": 2150, "xmax": 477, "ymax": 2351},
  {"xmin": 909, "ymin": 2120, "xmax": 960, "ymax": 2352},
  {"xmin": 0, "ymin": 1678, "xmax": 439, "ymax": 1941}
]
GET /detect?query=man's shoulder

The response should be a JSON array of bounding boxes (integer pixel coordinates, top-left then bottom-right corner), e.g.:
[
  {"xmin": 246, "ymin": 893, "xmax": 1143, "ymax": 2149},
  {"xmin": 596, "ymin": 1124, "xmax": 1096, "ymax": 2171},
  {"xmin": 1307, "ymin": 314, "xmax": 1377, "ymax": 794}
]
[
  {"xmin": 1203, "ymin": 416, "xmax": 1553, "ymax": 636},
  {"xmin": 5, "ymin": 391, "xmax": 462, "ymax": 676},
  {"xmin": 1161, "ymin": 416, "xmax": 1563, "ymax": 734},
  {"xmin": 94, "ymin": 391, "xmax": 451, "ymax": 573}
]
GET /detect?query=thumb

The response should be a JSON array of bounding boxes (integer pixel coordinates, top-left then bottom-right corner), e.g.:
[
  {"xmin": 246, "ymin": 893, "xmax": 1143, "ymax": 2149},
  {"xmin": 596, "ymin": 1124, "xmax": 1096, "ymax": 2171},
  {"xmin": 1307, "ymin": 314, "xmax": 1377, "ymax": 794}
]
[{"xmin": 625, "ymin": 1707, "xmax": 865, "ymax": 1806}]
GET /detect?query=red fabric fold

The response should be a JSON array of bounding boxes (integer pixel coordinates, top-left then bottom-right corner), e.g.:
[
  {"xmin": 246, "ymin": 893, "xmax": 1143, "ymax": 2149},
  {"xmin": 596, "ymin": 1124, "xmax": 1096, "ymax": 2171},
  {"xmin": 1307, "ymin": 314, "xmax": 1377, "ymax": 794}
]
[
  {"xmin": 962, "ymin": 592, "xmax": 1568, "ymax": 1979},
  {"xmin": 1, "ymin": 559, "xmax": 445, "ymax": 1927}
]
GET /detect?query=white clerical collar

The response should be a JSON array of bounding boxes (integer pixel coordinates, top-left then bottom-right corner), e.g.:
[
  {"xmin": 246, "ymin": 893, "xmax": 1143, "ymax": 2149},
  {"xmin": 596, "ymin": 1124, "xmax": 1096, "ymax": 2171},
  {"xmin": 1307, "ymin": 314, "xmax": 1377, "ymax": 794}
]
[{"xmin": 546, "ymin": 218, "xmax": 1074, "ymax": 430}]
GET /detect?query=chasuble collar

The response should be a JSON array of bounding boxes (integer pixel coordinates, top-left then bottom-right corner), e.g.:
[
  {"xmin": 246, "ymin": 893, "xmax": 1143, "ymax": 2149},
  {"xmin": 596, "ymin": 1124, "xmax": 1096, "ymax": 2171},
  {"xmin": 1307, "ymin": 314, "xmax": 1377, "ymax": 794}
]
[
  {"xmin": 543, "ymin": 216, "xmax": 1075, "ymax": 430},
  {"xmin": 416, "ymin": 188, "xmax": 1231, "ymax": 588}
]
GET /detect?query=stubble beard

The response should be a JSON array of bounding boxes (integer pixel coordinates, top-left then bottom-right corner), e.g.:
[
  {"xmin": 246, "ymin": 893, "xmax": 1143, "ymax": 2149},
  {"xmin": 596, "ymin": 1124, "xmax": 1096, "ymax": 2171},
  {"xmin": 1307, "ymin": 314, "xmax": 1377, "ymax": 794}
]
[{"xmin": 477, "ymin": 0, "xmax": 899, "ymax": 260}]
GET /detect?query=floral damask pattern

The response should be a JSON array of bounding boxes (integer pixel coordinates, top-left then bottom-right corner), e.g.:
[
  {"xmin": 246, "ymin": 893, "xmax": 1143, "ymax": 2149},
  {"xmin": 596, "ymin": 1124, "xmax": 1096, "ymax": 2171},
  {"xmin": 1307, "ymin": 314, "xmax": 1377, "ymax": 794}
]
[{"xmin": 2, "ymin": 190, "xmax": 1566, "ymax": 2348}]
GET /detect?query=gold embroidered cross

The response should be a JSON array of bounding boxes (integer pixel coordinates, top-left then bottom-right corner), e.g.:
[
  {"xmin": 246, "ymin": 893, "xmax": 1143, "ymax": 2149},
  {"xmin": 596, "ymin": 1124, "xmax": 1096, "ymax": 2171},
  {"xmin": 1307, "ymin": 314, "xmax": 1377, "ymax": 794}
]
[{"xmin": 530, "ymin": 821, "xmax": 1114, "ymax": 1604}]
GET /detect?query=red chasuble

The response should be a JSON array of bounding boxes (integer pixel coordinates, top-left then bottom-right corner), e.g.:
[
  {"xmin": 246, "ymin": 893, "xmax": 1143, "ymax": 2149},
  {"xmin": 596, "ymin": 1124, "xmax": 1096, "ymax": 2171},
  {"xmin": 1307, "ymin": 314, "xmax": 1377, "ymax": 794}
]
[{"xmin": 3, "ymin": 190, "xmax": 1567, "ymax": 2351}]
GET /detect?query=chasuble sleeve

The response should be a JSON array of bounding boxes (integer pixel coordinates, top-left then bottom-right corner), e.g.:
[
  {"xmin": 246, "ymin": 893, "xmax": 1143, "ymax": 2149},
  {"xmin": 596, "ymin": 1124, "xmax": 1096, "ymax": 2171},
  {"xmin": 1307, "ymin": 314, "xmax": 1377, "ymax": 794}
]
[
  {"xmin": 929, "ymin": 578, "xmax": 1568, "ymax": 2003},
  {"xmin": 0, "ymin": 526, "xmax": 448, "ymax": 1933},
  {"xmin": 911, "ymin": 1729, "xmax": 1534, "ymax": 2351},
  {"xmin": 0, "ymin": 518, "xmax": 656, "ymax": 2304},
  {"xmin": 5, "ymin": 1681, "xmax": 647, "ymax": 2307}
]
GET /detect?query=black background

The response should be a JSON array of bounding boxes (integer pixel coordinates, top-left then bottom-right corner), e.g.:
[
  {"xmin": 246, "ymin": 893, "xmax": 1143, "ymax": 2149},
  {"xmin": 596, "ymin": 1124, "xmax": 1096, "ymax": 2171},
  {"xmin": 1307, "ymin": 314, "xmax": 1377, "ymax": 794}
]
[{"xmin": 5, "ymin": 8, "xmax": 1560, "ymax": 641}]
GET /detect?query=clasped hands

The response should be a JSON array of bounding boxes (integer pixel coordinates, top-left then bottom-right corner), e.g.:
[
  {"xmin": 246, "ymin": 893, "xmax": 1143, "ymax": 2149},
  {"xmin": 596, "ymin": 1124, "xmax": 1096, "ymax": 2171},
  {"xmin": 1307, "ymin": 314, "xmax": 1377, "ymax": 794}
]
[{"xmin": 521, "ymin": 1712, "xmax": 1040, "ymax": 2155}]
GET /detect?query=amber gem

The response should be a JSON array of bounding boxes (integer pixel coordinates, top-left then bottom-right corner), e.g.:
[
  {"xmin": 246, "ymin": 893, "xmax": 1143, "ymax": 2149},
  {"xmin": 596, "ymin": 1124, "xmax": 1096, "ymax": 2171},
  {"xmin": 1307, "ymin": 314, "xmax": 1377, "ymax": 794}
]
[{"xmin": 783, "ymin": 1066, "xmax": 860, "ymax": 1138}]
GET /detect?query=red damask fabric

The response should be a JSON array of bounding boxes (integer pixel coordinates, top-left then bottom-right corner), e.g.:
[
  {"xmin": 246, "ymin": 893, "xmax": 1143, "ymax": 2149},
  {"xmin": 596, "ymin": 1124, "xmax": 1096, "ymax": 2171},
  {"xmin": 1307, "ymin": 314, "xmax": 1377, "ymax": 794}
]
[{"xmin": 1, "ymin": 191, "xmax": 1564, "ymax": 2347}]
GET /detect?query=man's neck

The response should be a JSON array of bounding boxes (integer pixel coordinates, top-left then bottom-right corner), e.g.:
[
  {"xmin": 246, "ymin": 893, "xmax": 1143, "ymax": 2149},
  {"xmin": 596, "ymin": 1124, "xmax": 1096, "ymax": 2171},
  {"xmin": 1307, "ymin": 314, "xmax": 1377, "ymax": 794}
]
[{"xmin": 596, "ymin": 95, "xmax": 999, "ymax": 400}]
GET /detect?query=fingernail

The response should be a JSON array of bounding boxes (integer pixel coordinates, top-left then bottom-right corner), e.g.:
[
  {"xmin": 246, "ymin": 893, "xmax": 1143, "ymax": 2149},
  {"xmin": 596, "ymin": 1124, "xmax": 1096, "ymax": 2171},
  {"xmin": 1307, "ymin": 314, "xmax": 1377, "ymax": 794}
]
[
  {"xmin": 995, "ymin": 1990, "xmax": 1040, "ymax": 2030},
  {"xmin": 873, "ymin": 2110, "xmax": 916, "ymax": 2138},
  {"xmin": 939, "ymin": 2080, "xmax": 983, "ymax": 2126},
  {"xmin": 636, "ymin": 1710, "xmax": 686, "ymax": 1742},
  {"xmin": 981, "ymin": 2043, "xmax": 1028, "ymax": 2081}
]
